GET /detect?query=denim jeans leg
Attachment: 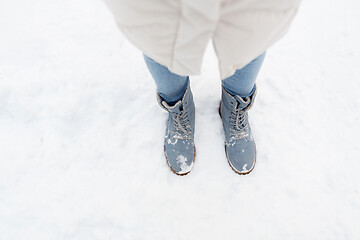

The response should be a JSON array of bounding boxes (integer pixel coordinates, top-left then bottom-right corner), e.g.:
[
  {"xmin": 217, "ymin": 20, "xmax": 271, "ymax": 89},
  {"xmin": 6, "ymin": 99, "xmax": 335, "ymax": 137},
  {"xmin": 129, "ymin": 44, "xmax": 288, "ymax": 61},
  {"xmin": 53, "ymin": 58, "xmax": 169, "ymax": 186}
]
[
  {"xmin": 222, "ymin": 52, "xmax": 266, "ymax": 97},
  {"xmin": 143, "ymin": 54, "xmax": 189, "ymax": 104}
]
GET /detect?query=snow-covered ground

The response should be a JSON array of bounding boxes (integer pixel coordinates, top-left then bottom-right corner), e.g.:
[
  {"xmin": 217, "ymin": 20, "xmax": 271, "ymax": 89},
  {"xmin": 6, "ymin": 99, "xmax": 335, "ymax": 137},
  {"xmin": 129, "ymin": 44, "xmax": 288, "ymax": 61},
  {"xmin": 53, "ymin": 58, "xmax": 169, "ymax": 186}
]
[{"xmin": 1, "ymin": 0, "xmax": 360, "ymax": 239}]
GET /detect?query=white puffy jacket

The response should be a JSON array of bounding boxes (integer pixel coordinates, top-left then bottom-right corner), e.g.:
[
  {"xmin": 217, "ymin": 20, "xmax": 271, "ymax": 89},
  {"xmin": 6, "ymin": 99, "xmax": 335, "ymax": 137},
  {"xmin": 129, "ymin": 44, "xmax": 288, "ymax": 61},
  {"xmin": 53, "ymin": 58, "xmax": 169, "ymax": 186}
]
[{"xmin": 104, "ymin": 0, "xmax": 301, "ymax": 79}]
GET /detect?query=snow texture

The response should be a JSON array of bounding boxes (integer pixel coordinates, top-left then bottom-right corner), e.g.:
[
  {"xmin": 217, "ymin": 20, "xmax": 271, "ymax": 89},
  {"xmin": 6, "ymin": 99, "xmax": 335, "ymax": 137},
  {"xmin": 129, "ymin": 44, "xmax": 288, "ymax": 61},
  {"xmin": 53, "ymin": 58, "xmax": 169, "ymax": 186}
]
[
  {"xmin": 176, "ymin": 155, "xmax": 191, "ymax": 174},
  {"xmin": 1, "ymin": 0, "xmax": 360, "ymax": 239}
]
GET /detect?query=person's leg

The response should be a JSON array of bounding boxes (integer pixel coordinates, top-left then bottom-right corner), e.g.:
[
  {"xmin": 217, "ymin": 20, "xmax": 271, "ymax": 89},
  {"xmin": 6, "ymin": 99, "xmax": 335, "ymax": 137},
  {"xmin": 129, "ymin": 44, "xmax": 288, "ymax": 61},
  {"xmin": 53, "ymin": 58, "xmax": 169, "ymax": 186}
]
[
  {"xmin": 143, "ymin": 54, "xmax": 189, "ymax": 105},
  {"xmin": 221, "ymin": 52, "xmax": 266, "ymax": 97},
  {"xmin": 143, "ymin": 53, "xmax": 195, "ymax": 175},
  {"xmin": 219, "ymin": 52, "xmax": 265, "ymax": 175}
]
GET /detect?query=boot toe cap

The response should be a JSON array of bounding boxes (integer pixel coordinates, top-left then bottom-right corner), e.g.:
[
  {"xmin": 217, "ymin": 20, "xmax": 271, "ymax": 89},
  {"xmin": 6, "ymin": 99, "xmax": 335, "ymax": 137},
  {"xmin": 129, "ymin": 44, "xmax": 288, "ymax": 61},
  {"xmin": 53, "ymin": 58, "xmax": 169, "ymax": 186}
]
[
  {"xmin": 164, "ymin": 140, "xmax": 195, "ymax": 175},
  {"xmin": 225, "ymin": 141, "xmax": 256, "ymax": 174}
]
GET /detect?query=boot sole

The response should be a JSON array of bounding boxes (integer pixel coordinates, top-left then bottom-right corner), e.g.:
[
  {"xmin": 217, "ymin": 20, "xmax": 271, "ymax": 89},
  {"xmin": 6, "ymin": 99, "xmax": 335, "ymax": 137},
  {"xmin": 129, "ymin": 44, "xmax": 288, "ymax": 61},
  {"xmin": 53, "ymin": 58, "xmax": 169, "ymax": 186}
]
[
  {"xmin": 219, "ymin": 101, "xmax": 256, "ymax": 175},
  {"xmin": 164, "ymin": 145, "xmax": 196, "ymax": 176}
]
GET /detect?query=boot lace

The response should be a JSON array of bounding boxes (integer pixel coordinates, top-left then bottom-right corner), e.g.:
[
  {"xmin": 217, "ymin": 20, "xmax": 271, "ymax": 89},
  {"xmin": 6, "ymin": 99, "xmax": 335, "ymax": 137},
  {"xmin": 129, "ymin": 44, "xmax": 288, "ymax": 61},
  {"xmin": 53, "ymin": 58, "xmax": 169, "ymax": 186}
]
[
  {"xmin": 172, "ymin": 109, "xmax": 192, "ymax": 140},
  {"xmin": 229, "ymin": 109, "xmax": 249, "ymax": 140}
]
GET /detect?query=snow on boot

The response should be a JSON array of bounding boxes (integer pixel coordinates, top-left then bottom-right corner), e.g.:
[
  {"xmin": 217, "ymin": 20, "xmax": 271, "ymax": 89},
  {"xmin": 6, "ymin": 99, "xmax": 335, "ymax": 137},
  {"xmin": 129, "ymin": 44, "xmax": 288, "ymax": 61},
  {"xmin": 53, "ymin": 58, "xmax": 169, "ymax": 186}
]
[
  {"xmin": 219, "ymin": 85, "xmax": 257, "ymax": 175},
  {"xmin": 156, "ymin": 82, "xmax": 195, "ymax": 175}
]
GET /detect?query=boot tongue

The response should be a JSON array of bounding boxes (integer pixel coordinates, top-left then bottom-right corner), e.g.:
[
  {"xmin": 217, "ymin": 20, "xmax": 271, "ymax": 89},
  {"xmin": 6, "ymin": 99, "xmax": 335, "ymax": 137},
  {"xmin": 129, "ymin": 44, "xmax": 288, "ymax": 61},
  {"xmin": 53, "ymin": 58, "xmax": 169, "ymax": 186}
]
[
  {"xmin": 162, "ymin": 100, "xmax": 183, "ymax": 114},
  {"xmin": 234, "ymin": 95, "xmax": 250, "ymax": 110}
]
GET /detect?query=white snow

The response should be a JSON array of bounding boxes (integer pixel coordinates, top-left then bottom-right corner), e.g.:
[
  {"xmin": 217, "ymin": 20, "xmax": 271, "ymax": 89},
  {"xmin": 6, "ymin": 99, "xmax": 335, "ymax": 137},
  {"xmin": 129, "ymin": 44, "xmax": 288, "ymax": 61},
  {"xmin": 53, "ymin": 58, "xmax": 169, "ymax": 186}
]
[
  {"xmin": 242, "ymin": 164, "xmax": 248, "ymax": 171},
  {"xmin": 1, "ymin": 0, "xmax": 360, "ymax": 239},
  {"xmin": 168, "ymin": 138, "xmax": 178, "ymax": 145},
  {"xmin": 176, "ymin": 155, "xmax": 191, "ymax": 174}
]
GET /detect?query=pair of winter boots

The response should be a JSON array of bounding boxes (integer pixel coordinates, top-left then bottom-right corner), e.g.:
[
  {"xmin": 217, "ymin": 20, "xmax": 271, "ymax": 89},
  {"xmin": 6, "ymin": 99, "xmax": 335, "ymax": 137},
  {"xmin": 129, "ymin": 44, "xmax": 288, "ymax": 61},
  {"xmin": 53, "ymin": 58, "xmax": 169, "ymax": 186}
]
[{"xmin": 157, "ymin": 81, "xmax": 256, "ymax": 175}]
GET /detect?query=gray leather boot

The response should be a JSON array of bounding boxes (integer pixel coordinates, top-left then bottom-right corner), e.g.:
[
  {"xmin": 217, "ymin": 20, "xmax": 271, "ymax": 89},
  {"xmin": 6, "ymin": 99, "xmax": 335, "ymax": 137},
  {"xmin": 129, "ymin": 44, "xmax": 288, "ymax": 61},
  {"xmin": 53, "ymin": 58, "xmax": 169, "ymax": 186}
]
[
  {"xmin": 156, "ymin": 82, "xmax": 195, "ymax": 175},
  {"xmin": 219, "ymin": 85, "xmax": 257, "ymax": 175}
]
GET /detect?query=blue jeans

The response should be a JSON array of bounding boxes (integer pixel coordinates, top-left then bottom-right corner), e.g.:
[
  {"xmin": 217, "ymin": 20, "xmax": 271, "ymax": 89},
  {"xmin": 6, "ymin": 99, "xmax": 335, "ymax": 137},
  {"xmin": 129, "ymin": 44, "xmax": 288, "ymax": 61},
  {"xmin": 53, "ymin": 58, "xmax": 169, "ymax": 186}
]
[{"xmin": 144, "ymin": 52, "xmax": 265, "ymax": 104}]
